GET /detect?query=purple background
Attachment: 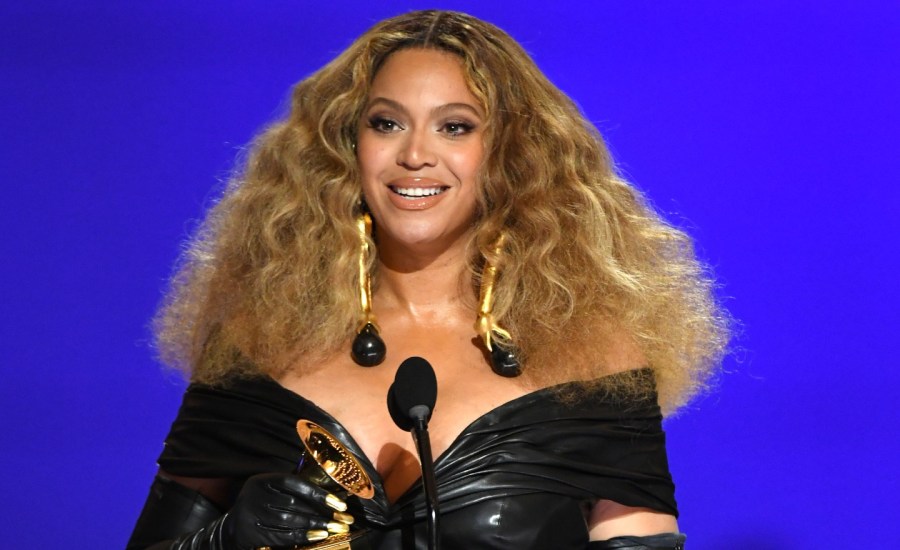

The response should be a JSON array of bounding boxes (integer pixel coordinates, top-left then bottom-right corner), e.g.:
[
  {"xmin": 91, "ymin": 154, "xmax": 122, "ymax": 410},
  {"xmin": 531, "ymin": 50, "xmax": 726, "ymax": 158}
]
[{"xmin": 1, "ymin": 2, "xmax": 898, "ymax": 548}]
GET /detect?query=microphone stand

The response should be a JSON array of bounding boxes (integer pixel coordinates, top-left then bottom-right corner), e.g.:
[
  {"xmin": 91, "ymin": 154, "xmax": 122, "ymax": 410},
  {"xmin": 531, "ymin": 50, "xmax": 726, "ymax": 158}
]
[{"xmin": 410, "ymin": 405, "xmax": 440, "ymax": 550}]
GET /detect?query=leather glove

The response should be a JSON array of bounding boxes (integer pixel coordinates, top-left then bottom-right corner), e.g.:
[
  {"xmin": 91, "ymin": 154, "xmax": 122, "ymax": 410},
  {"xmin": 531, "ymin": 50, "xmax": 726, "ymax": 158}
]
[{"xmin": 171, "ymin": 473, "xmax": 353, "ymax": 550}]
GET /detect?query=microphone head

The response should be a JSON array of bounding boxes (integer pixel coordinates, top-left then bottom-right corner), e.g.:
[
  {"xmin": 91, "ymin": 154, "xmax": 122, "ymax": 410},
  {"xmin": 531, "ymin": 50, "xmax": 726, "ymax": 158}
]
[{"xmin": 387, "ymin": 356, "xmax": 437, "ymax": 432}]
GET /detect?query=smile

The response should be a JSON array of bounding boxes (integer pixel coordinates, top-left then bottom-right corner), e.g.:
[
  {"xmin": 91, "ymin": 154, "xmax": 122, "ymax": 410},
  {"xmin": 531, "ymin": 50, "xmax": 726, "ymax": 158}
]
[{"xmin": 390, "ymin": 186, "xmax": 448, "ymax": 198}]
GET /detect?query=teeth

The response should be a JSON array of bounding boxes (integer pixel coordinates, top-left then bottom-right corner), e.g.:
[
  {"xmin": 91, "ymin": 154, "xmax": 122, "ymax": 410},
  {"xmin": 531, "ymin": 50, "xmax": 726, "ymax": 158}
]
[{"xmin": 393, "ymin": 187, "xmax": 445, "ymax": 197}]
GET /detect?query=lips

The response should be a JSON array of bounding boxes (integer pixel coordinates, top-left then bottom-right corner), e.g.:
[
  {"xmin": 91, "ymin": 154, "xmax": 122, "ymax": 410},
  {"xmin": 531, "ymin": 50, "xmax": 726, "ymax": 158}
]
[{"xmin": 385, "ymin": 178, "xmax": 449, "ymax": 210}]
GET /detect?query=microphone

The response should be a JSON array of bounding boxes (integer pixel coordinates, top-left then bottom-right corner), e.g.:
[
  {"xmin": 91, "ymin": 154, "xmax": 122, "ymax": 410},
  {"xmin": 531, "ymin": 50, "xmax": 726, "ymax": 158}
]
[
  {"xmin": 388, "ymin": 357, "xmax": 440, "ymax": 550},
  {"xmin": 388, "ymin": 356, "xmax": 437, "ymax": 431}
]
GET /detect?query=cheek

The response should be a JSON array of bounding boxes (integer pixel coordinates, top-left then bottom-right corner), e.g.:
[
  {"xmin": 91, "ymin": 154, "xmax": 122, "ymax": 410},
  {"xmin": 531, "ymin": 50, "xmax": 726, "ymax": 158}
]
[
  {"xmin": 357, "ymin": 155, "xmax": 377, "ymax": 202},
  {"xmin": 356, "ymin": 141, "xmax": 376, "ymax": 176},
  {"xmin": 452, "ymin": 144, "xmax": 485, "ymax": 180},
  {"xmin": 357, "ymin": 143, "xmax": 387, "ymax": 188}
]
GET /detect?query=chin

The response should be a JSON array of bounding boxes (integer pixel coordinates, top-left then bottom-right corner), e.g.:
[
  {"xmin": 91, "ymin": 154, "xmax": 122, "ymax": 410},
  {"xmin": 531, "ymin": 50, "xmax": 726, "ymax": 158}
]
[{"xmin": 382, "ymin": 222, "xmax": 471, "ymax": 251}]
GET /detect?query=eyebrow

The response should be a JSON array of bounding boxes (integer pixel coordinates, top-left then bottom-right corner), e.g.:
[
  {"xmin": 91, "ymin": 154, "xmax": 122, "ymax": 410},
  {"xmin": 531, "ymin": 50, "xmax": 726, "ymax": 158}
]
[{"xmin": 365, "ymin": 97, "xmax": 483, "ymax": 118}]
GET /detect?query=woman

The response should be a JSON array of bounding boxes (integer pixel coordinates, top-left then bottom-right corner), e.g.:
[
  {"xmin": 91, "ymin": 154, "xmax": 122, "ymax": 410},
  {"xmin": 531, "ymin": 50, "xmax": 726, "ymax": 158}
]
[{"xmin": 128, "ymin": 10, "xmax": 728, "ymax": 550}]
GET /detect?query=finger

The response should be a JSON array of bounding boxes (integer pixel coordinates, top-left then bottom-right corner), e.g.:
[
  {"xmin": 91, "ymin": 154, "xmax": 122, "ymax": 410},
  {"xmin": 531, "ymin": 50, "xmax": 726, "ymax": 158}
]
[
  {"xmin": 265, "ymin": 517, "xmax": 349, "ymax": 535},
  {"xmin": 333, "ymin": 511, "xmax": 355, "ymax": 525},
  {"xmin": 259, "ymin": 503, "xmax": 355, "ymax": 528},
  {"xmin": 258, "ymin": 522, "xmax": 350, "ymax": 547},
  {"xmin": 255, "ymin": 523, "xmax": 337, "ymax": 546},
  {"xmin": 306, "ymin": 530, "xmax": 330, "ymax": 543},
  {"xmin": 259, "ymin": 504, "xmax": 331, "ymax": 531},
  {"xmin": 267, "ymin": 475, "xmax": 348, "ymax": 512}
]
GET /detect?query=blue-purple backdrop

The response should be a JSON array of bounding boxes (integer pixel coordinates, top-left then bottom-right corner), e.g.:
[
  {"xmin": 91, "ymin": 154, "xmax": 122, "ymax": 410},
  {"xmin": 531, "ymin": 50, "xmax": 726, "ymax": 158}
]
[{"xmin": 2, "ymin": 2, "xmax": 898, "ymax": 548}]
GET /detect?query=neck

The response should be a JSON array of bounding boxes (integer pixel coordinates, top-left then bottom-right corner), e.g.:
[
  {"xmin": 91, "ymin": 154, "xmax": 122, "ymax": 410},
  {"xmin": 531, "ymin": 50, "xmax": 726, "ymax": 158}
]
[{"xmin": 374, "ymin": 238, "xmax": 475, "ymax": 319}]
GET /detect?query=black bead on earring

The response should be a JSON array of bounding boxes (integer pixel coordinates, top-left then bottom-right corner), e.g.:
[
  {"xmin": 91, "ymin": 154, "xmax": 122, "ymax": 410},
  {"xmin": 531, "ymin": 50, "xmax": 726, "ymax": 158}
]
[{"xmin": 351, "ymin": 213, "xmax": 386, "ymax": 367}]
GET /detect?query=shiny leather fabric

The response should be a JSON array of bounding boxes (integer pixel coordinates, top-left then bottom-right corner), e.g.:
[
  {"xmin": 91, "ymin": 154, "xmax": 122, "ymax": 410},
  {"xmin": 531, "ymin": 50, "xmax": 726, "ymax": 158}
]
[
  {"xmin": 132, "ymin": 370, "xmax": 677, "ymax": 549},
  {"xmin": 168, "ymin": 515, "xmax": 229, "ymax": 550},
  {"xmin": 127, "ymin": 475, "xmax": 222, "ymax": 550},
  {"xmin": 587, "ymin": 533, "xmax": 686, "ymax": 549}
]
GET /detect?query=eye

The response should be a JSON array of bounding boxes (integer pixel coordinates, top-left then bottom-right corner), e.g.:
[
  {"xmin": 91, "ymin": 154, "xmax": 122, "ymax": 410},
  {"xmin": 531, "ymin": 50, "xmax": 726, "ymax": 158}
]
[
  {"xmin": 367, "ymin": 116, "xmax": 403, "ymax": 134},
  {"xmin": 442, "ymin": 120, "xmax": 476, "ymax": 136}
]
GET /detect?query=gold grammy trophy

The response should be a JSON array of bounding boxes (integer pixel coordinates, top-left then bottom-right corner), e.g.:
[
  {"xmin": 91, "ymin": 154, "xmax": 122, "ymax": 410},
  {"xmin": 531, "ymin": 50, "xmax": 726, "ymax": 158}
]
[{"xmin": 293, "ymin": 420, "xmax": 375, "ymax": 550}]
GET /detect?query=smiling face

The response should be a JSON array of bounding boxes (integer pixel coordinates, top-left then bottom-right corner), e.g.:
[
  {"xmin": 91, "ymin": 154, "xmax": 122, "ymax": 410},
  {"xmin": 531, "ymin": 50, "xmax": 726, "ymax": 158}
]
[{"xmin": 357, "ymin": 48, "xmax": 485, "ymax": 260}]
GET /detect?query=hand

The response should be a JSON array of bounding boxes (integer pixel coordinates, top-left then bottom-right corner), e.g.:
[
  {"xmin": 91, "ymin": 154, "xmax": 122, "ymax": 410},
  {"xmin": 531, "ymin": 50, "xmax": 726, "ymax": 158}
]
[{"xmin": 172, "ymin": 473, "xmax": 354, "ymax": 550}]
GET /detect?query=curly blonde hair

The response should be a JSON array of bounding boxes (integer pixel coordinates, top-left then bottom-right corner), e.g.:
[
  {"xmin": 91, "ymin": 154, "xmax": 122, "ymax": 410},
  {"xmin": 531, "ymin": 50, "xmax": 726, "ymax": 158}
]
[{"xmin": 154, "ymin": 10, "xmax": 729, "ymax": 413}]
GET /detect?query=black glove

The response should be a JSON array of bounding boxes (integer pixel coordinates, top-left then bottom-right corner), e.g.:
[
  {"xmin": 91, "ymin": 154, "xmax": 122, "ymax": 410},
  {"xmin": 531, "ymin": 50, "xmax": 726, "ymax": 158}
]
[
  {"xmin": 171, "ymin": 473, "xmax": 353, "ymax": 550},
  {"xmin": 128, "ymin": 473, "xmax": 353, "ymax": 550}
]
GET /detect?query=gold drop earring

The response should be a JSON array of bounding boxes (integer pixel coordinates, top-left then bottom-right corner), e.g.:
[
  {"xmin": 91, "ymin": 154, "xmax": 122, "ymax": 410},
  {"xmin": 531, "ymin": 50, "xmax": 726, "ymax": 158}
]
[
  {"xmin": 350, "ymin": 212, "xmax": 386, "ymax": 366},
  {"xmin": 475, "ymin": 233, "xmax": 521, "ymax": 377}
]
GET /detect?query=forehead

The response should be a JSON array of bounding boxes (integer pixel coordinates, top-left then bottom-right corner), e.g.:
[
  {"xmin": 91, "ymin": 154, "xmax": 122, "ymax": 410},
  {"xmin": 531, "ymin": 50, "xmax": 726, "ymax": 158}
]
[{"xmin": 368, "ymin": 48, "xmax": 480, "ymax": 109}]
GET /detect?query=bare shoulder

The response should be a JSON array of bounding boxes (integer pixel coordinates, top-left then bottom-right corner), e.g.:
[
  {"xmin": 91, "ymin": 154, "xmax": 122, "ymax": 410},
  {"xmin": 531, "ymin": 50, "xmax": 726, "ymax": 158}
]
[{"xmin": 588, "ymin": 499, "xmax": 678, "ymax": 541}]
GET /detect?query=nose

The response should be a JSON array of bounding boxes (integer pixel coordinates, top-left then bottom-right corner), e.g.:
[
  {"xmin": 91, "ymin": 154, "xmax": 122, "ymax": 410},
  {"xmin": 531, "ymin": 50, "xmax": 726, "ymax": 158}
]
[{"xmin": 396, "ymin": 129, "xmax": 437, "ymax": 169}]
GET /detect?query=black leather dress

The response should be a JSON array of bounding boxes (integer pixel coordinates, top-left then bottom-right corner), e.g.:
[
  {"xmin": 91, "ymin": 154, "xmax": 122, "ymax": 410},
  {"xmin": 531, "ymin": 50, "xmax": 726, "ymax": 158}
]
[{"xmin": 149, "ymin": 370, "xmax": 678, "ymax": 549}]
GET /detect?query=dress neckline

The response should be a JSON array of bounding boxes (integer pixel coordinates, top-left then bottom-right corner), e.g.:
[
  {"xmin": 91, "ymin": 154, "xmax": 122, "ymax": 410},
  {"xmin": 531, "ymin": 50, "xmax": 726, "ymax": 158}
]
[
  {"xmin": 264, "ymin": 373, "xmax": 552, "ymax": 460},
  {"xmin": 255, "ymin": 368, "xmax": 654, "ymax": 509}
]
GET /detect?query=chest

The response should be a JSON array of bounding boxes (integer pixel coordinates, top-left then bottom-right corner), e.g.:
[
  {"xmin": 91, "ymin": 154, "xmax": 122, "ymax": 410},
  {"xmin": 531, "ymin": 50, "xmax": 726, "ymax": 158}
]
[{"xmin": 278, "ymin": 341, "xmax": 531, "ymax": 502}]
